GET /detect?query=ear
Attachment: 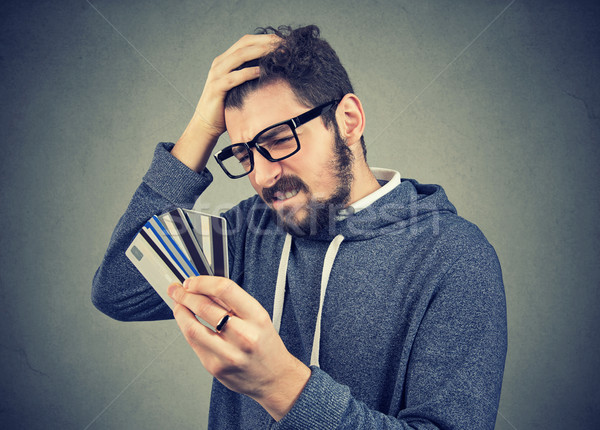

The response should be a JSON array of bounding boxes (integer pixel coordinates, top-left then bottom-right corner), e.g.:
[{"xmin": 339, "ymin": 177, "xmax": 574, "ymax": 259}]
[{"xmin": 335, "ymin": 93, "xmax": 365, "ymax": 147}]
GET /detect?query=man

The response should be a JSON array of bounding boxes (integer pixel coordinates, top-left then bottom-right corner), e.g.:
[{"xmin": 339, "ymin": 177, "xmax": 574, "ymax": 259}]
[{"xmin": 93, "ymin": 25, "xmax": 507, "ymax": 429}]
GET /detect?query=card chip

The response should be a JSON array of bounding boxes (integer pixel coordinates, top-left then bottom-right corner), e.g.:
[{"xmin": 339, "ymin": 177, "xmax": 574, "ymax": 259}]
[{"xmin": 131, "ymin": 246, "xmax": 144, "ymax": 261}]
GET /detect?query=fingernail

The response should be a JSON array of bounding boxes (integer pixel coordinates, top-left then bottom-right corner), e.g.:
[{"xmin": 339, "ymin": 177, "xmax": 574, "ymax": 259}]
[
  {"xmin": 167, "ymin": 283, "xmax": 179, "ymax": 297},
  {"xmin": 183, "ymin": 279, "xmax": 189, "ymax": 289}
]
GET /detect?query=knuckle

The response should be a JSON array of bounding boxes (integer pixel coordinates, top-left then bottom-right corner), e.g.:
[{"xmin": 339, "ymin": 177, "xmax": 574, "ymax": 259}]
[
  {"xmin": 232, "ymin": 313, "xmax": 274, "ymax": 353},
  {"xmin": 227, "ymin": 352, "xmax": 245, "ymax": 369},
  {"xmin": 218, "ymin": 352, "xmax": 247, "ymax": 375},
  {"xmin": 211, "ymin": 55, "xmax": 224, "ymax": 70},
  {"xmin": 256, "ymin": 310, "xmax": 273, "ymax": 328},
  {"xmin": 214, "ymin": 277, "xmax": 235, "ymax": 298},
  {"xmin": 196, "ymin": 297, "xmax": 214, "ymax": 319},
  {"xmin": 237, "ymin": 329, "xmax": 260, "ymax": 354},
  {"xmin": 182, "ymin": 321, "xmax": 199, "ymax": 340},
  {"xmin": 221, "ymin": 74, "xmax": 236, "ymax": 88}
]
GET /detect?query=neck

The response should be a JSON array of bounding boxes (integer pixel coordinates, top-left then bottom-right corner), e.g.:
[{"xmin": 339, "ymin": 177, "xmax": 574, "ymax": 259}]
[{"xmin": 348, "ymin": 159, "xmax": 381, "ymax": 205}]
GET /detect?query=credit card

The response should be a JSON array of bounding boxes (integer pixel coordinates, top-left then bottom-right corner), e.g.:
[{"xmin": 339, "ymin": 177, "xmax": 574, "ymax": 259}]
[
  {"xmin": 126, "ymin": 230, "xmax": 215, "ymax": 330},
  {"xmin": 126, "ymin": 229, "xmax": 183, "ymax": 308},
  {"xmin": 182, "ymin": 209, "xmax": 229, "ymax": 278},
  {"xmin": 143, "ymin": 216, "xmax": 199, "ymax": 278},
  {"xmin": 162, "ymin": 209, "xmax": 213, "ymax": 276}
]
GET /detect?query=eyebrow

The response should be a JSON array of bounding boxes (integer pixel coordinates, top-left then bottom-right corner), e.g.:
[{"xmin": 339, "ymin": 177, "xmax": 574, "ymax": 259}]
[
  {"xmin": 231, "ymin": 146, "xmax": 245, "ymax": 156},
  {"xmin": 255, "ymin": 123, "xmax": 291, "ymax": 143}
]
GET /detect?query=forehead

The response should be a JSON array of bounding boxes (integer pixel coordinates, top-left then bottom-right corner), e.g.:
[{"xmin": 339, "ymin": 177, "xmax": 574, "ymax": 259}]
[{"xmin": 225, "ymin": 81, "xmax": 309, "ymax": 142}]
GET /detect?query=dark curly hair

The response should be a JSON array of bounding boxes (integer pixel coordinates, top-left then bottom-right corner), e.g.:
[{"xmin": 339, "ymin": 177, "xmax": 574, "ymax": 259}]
[{"xmin": 224, "ymin": 25, "xmax": 366, "ymax": 158}]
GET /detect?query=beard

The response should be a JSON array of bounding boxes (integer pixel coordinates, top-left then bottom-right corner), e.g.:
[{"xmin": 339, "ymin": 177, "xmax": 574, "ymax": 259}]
[{"xmin": 262, "ymin": 128, "xmax": 354, "ymax": 236}]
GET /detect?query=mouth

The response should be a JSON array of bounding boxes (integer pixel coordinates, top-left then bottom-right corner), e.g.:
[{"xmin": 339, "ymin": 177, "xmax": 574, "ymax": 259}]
[
  {"xmin": 271, "ymin": 188, "xmax": 302, "ymax": 211},
  {"xmin": 262, "ymin": 175, "xmax": 308, "ymax": 209},
  {"xmin": 273, "ymin": 189, "xmax": 300, "ymax": 201}
]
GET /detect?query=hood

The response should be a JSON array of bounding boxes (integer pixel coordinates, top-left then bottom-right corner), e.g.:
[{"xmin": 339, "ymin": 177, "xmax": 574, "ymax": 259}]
[
  {"xmin": 272, "ymin": 168, "xmax": 458, "ymax": 367},
  {"xmin": 306, "ymin": 171, "xmax": 458, "ymax": 242}
]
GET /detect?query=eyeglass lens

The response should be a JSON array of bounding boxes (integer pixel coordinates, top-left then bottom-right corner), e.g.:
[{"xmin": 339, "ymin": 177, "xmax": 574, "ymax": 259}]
[{"xmin": 221, "ymin": 123, "xmax": 298, "ymax": 177}]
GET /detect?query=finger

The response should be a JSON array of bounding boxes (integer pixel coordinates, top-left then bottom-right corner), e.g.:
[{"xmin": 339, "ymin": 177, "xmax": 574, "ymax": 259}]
[
  {"xmin": 172, "ymin": 302, "xmax": 231, "ymax": 357},
  {"xmin": 183, "ymin": 276, "xmax": 263, "ymax": 320},
  {"xmin": 220, "ymin": 33, "xmax": 279, "ymax": 59},
  {"xmin": 215, "ymin": 66, "xmax": 260, "ymax": 93},
  {"xmin": 212, "ymin": 35, "xmax": 279, "ymax": 76},
  {"xmin": 168, "ymin": 283, "xmax": 231, "ymax": 330},
  {"xmin": 173, "ymin": 304, "xmax": 252, "ymax": 380},
  {"xmin": 171, "ymin": 279, "xmax": 231, "ymax": 312},
  {"xmin": 217, "ymin": 43, "xmax": 273, "ymax": 74},
  {"xmin": 197, "ymin": 67, "xmax": 259, "ymax": 118}
]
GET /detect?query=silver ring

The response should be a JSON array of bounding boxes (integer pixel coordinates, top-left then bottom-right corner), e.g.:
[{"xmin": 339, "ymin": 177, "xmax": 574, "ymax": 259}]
[{"xmin": 215, "ymin": 314, "xmax": 230, "ymax": 333}]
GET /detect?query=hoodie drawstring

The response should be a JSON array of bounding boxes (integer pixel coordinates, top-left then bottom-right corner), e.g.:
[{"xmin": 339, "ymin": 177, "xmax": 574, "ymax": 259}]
[
  {"xmin": 273, "ymin": 233, "xmax": 345, "ymax": 367},
  {"xmin": 272, "ymin": 233, "xmax": 292, "ymax": 333},
  {"xmin": 310, "ymin": 234, "xmax": 345, "ymax": 367}
]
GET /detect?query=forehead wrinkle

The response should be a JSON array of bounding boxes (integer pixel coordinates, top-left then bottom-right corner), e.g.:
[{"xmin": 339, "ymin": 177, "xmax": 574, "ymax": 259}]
[{"xmin": 225, "ymin": 80, "xmax": 313, "ymax": 143}]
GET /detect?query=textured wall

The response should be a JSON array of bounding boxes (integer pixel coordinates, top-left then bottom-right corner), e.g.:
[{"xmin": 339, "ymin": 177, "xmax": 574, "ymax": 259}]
[{"xmin": 1, "ymin": 0, "xmax": 598, "ymax": 429}]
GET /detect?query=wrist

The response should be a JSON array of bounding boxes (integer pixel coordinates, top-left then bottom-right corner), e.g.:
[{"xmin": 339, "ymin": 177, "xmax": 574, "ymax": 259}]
[
  {"xmin": 255, "ymin": 357, "xmax": 311, "ymax": 422},
  {"xmin": 172, "ymin": 117, "xmax": 221, "ymax": 172}
]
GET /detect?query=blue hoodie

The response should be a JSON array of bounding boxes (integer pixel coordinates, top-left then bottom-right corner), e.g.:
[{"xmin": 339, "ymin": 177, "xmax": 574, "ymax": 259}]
[{"xmin": 93, "ymin": 142, "xmax": 507, "ymax": 429}]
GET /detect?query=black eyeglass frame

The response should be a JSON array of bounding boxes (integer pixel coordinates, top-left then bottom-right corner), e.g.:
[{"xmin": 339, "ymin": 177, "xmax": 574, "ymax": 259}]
[{"xmin": 214, "ymin": 100, "xmax": 339, "ymax": 179}]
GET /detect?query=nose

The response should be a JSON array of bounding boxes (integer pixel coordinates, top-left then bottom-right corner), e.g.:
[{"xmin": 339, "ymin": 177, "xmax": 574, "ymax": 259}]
[{"xmin": 252, "ymin": 150, "xmax": 282, "ymax": 188}]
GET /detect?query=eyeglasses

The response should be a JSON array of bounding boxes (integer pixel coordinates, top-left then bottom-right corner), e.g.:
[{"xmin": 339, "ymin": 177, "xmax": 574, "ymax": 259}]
[{"xmin": 214, "ymin": 100, "xmax": 339, "ymax": 179}]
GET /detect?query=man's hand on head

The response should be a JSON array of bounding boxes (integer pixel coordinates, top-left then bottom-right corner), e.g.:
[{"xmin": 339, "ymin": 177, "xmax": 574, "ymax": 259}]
[
  {"xmin": 167, "ymin": 276, "xmax": 310, "ymax": 422},
  {"xmin": 172, "ymin": 34, "xmax": 280, "ymax": 172}
]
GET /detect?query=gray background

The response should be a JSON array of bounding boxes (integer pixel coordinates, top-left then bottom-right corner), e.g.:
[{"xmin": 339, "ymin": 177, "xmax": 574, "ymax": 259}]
[{"xmin": 1, "ymin": 0, "xmax": 598, "ymax": 429}]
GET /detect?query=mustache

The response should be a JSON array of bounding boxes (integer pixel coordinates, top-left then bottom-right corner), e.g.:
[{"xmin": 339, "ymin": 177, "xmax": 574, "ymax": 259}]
[{"xmin": 262, "ymin": 175, "xmax": 309, "ymax": 204}]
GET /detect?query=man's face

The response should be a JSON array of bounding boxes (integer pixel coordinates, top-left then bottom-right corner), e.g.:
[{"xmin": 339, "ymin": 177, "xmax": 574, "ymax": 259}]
[{"xmin": 224, "ymin": 81, "xmax": 353, "ymax": 235}]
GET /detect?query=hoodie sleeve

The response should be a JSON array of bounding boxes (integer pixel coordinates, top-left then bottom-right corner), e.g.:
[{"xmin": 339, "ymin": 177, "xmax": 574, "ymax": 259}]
[
  {"xmin": 272, "ymin": 239, "xmax": 508, "ymax": 430},
  {"xmin": 91, "ymin": 142, "xmax": 213, "ymax": 321}
]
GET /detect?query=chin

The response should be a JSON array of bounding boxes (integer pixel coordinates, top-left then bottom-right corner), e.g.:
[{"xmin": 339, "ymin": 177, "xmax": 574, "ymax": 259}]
[
  {"xmin": 277, "ymin": 203, "xmax": 339, "ymax": 237},
  {"xmin": 272, "ymin": 207, "xmax": 311, "ymax": 236}
]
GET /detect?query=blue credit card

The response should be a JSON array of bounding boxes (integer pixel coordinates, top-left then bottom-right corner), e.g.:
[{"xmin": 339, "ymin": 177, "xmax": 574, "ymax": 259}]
[{"xmin": 144, "ymin": 216, "xmax": 200, "ymax": 278}]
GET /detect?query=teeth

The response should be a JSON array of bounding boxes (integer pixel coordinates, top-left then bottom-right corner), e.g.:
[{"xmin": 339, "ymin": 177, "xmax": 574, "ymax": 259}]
[{"xmin": 274, "ymin": 190, "xmax": 298, "ymax": 201}]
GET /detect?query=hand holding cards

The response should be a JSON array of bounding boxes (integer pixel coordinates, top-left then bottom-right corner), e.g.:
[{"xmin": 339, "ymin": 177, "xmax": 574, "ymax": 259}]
[{"xmin": 125, "ymin": 209, "xmax": 228, "ymax": 325}]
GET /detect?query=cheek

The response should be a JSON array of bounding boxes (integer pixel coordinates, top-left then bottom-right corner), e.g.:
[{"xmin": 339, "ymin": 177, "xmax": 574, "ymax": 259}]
[
  {"xmin": 299, "ymin": 128, "xmax": 335, "ymax": 158},
  {"xmin": 294, "ymin": 133, "xmax": 340, "ymax": 192},
  {"xmin": 294, "ymin": 130, "xmax": 337, "ymax": 173}
]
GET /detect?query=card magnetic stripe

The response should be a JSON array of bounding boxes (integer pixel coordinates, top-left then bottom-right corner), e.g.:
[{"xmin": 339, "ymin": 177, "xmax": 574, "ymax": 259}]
[
  {"xmin": 149, "ymin": 217, "xmax": 200, "ymax": 277},
  {"xmin": 211, "ymin": 217, "xmax": 226, "ymax": 277},
  {"xmin": 139, "ymin": 229, "xmax": 185, "ymax": 283},
  {"xmin": 169, "ymin": 210, "xmax": 211, "ymax": 276},
  {"xmin": 144, "ymin": 220, "xmax": 190, "ymax": 277}
]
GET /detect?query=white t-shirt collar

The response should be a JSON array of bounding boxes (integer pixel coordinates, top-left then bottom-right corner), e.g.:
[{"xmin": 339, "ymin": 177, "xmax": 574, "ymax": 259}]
[{"xmin": 336, "ymin": 168, "xmax": 401, "ymax": 220}]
